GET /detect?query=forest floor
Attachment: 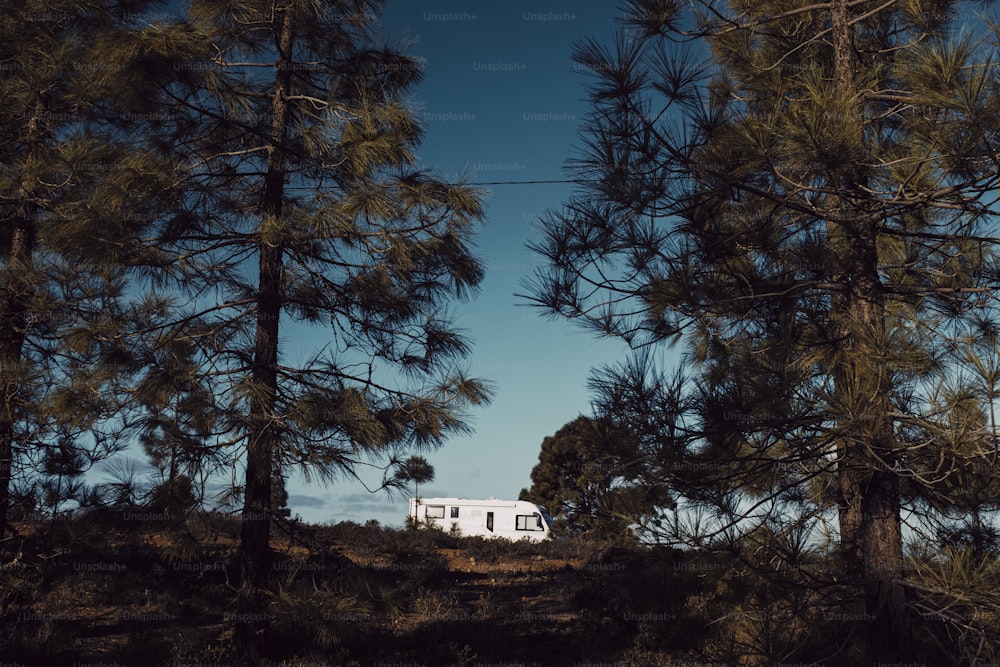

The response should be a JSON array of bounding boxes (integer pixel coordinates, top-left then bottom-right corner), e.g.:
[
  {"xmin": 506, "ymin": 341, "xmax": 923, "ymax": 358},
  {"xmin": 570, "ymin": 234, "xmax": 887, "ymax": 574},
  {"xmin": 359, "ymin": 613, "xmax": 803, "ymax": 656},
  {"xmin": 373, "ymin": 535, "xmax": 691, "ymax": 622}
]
[
  {"xmin": 4, "ymin": 512, "xmax": 987, "ymax": 665},
  {"xmin": 0, "ymin": 514, "xmax": 695, "ymax": 666}
]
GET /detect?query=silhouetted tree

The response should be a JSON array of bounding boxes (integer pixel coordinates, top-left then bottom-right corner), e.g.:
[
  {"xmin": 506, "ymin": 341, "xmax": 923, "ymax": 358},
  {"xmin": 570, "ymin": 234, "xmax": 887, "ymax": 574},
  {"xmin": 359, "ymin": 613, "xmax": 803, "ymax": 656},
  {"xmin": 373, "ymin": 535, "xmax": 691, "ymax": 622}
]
[
  {"xmin": 134, "ymin": 335, "xmax": 227, "ymax": 508},
  {"xmin": 528, "ymin": 0, "xmax": 1000, "ymax": 662},
  {"xmin": 520, "ymin": 416, "xmax": 666, "ymax": 542},
  {"xmin": 39, "ymin": 436, "xmax": 86, "ymax": 539},
  {"xmin": 127, "ymin": 1, "xmax": 493, "ymax": 658},
  {"xmin": 395, "ymin": 455, "xmax": 435, "ymax": 501},
  {"xmin": 0, "ymin": 1, "xmax": 173, "ymax": 541}
]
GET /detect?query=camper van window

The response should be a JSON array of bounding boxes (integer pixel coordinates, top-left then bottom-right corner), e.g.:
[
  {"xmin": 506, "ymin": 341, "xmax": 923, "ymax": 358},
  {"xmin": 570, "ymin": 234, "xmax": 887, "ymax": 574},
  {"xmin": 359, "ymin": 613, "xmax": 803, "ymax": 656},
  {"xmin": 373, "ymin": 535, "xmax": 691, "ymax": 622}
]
[
  {"xmin": 450, "ymin": 507, "xmax": 459, "ymax": 518},
  {"xmin": 426, "ymin": 505, "xmax": 445, "ymax": 519},
  {"xmin": 516, "ymin": 514, "xmax": 544, "ymax": 531}
]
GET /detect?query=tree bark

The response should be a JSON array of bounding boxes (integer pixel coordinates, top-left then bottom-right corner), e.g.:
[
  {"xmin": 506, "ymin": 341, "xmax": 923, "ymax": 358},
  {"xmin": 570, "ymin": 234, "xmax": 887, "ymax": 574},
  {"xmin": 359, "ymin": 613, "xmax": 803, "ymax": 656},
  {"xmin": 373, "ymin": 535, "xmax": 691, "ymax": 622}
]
[
  {"xmin": 829, "ymin": 0, "xmax": 910, "ymax": 660},
  {"xmin": 235, "ymin": 4, "xmax": 295, "ymax": 660},
  {"xmin": 0, "ymin": 222, "xmax": 35, "ymax": 541},
  {"xmin": 0, "ymin": 104, "xmax": 42, "ymax": 541}
]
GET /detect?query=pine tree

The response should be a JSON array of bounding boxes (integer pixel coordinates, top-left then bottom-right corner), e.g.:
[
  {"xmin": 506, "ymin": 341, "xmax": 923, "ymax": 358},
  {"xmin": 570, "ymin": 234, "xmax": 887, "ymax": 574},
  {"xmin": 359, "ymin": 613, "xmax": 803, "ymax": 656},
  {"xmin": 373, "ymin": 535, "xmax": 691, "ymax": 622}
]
[
  {"xmin": 0, "ymin": 1, "xmax": 173, "ymax": 541},
  {"xmin": 128, "ymin": 1, "xmax": 492, "ymax": 657},
  {"xmin": 528, "ymin": 0, "xmax": 1000, "ymax": 661},
  {"xmin": 134, "ymin": 334, "xmax": 226, "ymax": 509}
]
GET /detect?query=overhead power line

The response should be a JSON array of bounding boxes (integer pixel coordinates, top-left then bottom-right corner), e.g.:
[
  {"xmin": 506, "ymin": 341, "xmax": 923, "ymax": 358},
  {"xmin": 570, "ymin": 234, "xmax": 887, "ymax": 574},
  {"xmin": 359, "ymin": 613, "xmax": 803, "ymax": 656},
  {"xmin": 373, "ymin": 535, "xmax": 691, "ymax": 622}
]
[{"xmin": 283, "ymin": 178, "xmax": 592, "ymax": 191}]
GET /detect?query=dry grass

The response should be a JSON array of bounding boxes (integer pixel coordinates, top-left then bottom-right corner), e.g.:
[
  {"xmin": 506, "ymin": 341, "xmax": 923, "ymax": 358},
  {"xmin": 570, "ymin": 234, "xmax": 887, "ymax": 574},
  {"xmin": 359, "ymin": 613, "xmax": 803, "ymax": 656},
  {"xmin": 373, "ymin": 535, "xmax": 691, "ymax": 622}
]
[{"xmin": 2, "ymin": 513, "xmax": 998, "ymax": 665}]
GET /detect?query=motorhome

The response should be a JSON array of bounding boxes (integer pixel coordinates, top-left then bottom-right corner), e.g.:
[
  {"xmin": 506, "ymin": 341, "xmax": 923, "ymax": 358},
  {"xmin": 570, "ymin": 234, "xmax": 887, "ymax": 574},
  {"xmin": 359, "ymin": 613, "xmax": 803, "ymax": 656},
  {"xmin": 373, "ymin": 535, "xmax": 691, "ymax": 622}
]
[{"xmin": 407, "ymin": 497, "xmax": 552, "ymax": 542}]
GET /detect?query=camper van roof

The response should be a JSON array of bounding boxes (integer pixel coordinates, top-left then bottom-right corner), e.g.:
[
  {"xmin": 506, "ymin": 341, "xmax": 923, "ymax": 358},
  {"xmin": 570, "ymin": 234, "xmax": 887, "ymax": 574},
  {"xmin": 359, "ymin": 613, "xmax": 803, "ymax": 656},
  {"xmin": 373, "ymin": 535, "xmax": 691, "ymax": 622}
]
[{"xmin": 415, "ymin": 497, "xmax": 534, "ymax": 506}]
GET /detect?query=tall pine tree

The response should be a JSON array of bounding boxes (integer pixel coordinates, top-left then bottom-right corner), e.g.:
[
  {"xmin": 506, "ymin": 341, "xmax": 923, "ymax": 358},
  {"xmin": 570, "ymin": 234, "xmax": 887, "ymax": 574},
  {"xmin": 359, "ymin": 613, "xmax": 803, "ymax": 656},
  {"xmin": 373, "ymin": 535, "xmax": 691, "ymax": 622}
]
[
  {"xmin": 126, "ymin": 0, "xmax": 492, "ymax": 657},
  {"xmin": 0, "ymin": 1, "xmax": 172, "ymax": 540},
  {"xmin": 529, "ymin": 0, "xmax": 1000, "ymax": 661}
]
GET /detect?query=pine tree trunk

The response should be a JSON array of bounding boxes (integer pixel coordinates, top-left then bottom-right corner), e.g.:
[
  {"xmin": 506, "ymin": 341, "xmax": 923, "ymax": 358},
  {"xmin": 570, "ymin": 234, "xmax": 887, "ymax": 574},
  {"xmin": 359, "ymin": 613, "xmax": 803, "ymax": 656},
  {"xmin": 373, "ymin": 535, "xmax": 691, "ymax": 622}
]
[
  {"xmin": 235, "ymin": 4, "xmax": 295, "ymax": 660},
  {"xmin": 829, "ymin": 1, "xmax": 910, "ymax": 660},
  {"xmin": 0, "ymin": 221, "xmax": 34, "ymax": 541},
  {"xmin": 0, "ymin": 104, "xmax": 42, "ymax": 541},
  {"xmin": 831, "ymin": 0, "xmax": 863, "ymax": 568}
]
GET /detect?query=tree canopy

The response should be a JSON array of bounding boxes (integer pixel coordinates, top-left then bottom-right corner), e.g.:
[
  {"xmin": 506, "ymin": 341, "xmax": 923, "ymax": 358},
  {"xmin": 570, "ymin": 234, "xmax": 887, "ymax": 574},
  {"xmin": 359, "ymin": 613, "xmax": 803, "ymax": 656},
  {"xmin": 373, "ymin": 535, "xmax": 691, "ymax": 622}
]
[
  {"xmin": 0, "ymin": 0, "xmax": 173, "ymax": 538},
  {"xmin": 528, "ymin": 0, "xmax": 1000, "ymax": 662},
  {"xmin": 2, "ymin": 1, "xmax": 493, "ymax": 661},
  {"xmin": 125, "ymin": 0, "xmax": 493, "ymax": 657},
  {"xmin": 395, "ymin": 454, "xmax": 435, "ymax": 500},
  {"xmin": 520, "ymin": 415, "xmax": 668, "ymax": 542}
]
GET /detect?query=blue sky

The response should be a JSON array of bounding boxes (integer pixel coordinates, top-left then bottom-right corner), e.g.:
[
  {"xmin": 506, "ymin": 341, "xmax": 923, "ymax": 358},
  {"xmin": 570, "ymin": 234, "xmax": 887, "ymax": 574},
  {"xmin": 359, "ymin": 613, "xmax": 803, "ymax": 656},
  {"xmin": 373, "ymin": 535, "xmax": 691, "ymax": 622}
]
[{"xmin": 286, "ymin": 1, "xmax": 641, "ymax": 526}]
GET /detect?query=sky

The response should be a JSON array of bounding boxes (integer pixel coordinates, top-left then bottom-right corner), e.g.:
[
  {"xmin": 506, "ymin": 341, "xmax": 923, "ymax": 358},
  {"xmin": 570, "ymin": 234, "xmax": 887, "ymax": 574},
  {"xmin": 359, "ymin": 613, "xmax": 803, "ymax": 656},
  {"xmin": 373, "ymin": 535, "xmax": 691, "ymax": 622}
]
[{"xmin": 285, "ymin": 1, "xmax": 642, "ymax": 527}]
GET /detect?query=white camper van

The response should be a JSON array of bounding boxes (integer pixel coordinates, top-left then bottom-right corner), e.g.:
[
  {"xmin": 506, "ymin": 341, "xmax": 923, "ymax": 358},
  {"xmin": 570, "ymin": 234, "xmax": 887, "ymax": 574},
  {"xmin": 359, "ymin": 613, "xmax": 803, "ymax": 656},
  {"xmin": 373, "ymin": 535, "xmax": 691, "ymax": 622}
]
[{"xmin": 408, "ymin": 497, "xmax": 552, "ymax": 542}]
